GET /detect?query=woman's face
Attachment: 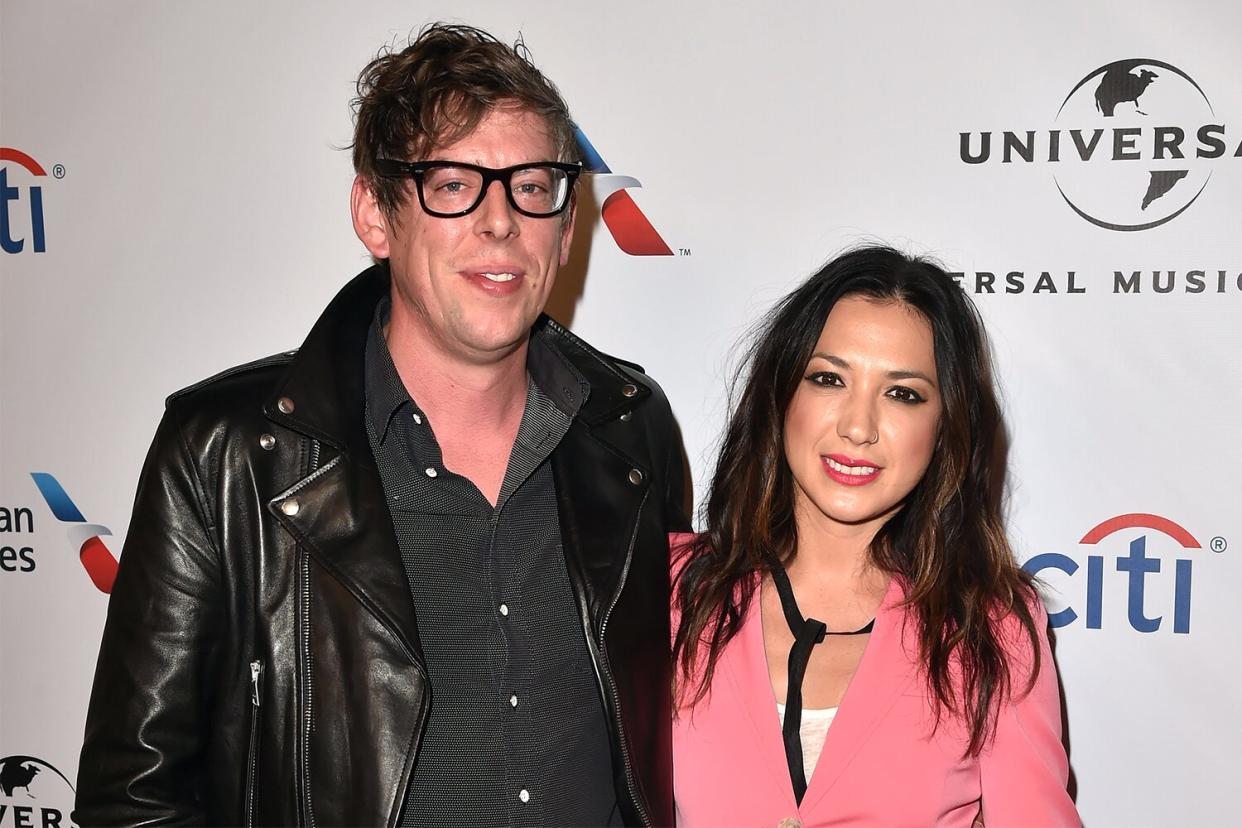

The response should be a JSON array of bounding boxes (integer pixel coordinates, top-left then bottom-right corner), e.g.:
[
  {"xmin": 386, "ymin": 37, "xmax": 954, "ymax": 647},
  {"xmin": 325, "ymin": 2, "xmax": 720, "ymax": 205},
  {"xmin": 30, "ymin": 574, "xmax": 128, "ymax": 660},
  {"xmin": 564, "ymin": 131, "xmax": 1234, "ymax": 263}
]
[{"xmin": 783, "ymin": 295, "xmax": 943, "ymax": 537}]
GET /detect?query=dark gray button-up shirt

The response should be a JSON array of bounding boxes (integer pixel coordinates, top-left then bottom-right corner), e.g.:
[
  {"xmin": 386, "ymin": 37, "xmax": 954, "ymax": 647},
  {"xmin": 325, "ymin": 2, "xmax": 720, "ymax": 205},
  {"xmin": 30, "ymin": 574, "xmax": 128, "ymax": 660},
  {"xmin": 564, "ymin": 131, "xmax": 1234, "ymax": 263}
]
[{"xmin": 364, "ymin": 302, "xmax": 619, "ymax": 827}]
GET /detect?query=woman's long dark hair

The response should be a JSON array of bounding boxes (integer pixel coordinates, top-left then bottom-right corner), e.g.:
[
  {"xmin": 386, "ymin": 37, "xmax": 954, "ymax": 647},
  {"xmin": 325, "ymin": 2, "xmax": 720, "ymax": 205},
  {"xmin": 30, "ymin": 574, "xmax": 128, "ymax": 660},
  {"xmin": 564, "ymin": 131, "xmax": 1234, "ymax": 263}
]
[{"xmin": 673, "ymin": 245, "xmax": 1040, "ymax": 756}]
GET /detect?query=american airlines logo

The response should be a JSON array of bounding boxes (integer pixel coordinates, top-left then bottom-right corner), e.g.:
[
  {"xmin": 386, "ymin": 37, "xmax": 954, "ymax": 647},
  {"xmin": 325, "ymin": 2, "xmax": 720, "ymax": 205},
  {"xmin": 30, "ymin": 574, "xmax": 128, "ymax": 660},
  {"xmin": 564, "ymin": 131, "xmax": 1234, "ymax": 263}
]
[{"xmin": 574, "ymin": 128, "xmax": 674, "ymax": 256}]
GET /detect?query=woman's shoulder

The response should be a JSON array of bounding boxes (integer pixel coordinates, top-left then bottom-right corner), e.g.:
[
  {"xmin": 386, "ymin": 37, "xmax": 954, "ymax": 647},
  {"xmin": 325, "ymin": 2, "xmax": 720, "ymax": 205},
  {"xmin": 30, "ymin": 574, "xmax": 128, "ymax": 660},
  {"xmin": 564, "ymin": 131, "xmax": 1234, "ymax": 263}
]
[
  {"xmin": 889, "ymin": 579, "xmax": 1052, "ymax": 690},
  {"xmin": 992, "ymin": 583, "xmax": 1053, "ymax": 690},
  {"xmin": 669, "ymin": 531, "xmax": 701, "ymax": 580},
  {"xmin": 996, "ymin": 583, "xmax": 1050, "ymax": 640},
  {"xmin": 669, "ymin": 531, "xmax": 699, "ymax": 554}
]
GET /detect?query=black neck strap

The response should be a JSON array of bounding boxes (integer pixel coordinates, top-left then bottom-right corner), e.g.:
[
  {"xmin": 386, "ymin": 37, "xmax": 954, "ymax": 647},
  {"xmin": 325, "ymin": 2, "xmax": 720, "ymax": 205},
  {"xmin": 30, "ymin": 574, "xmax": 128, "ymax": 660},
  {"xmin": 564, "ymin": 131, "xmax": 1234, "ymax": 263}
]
[{"xmin": 768, "ymin": 561, "xmax": 875, "ymax": 804}]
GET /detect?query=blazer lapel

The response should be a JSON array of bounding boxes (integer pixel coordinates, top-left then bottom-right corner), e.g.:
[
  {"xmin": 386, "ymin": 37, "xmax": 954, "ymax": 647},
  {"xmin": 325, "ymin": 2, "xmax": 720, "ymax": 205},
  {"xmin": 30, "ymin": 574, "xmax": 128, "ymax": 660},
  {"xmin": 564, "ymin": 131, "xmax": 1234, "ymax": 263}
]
[
  {"xmin": 722, "ymin": 581, "xmax": 803, "ymax": 807},
  {"xmin": 800, "ymin": 578, "xmax": 916, "ymax": 811}
]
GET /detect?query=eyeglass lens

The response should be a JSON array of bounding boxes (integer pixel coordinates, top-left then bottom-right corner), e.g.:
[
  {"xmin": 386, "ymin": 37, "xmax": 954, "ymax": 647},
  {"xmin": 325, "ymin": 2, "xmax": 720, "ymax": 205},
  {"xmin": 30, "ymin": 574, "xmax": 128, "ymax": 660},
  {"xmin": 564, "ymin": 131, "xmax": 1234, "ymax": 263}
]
[{"xmin": 422, "ymin": 165, "xmax": 570, "ymax": 216}]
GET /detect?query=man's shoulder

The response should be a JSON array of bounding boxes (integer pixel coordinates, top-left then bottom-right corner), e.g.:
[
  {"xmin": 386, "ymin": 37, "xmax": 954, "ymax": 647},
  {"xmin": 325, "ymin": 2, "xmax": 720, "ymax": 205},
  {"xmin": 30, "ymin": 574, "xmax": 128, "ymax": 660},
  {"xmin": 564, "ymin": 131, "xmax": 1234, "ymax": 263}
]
[
  {"xmin": 536, "ymin": 315, "xmax": 647, "ymax": 372},
  {"xmin": 536, "ymin": 316, "xmax": 673, "ymax": 421},
  {"xmin": 164, "ymin": 350, "xmax": 295, "ymax": 422}
]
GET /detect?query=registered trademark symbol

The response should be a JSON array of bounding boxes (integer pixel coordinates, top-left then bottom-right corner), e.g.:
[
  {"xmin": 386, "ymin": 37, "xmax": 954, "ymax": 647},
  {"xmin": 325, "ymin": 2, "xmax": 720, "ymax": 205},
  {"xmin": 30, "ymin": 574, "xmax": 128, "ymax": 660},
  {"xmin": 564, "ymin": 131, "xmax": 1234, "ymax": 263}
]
[
  {"xmin": 678, "ymin": 248, "xmax": 692, "ymax": 256},
  {"xmin": 52, "ymin": 164, "xmax": 66, "ymax": 179},
  {"xmin": 1210, "ymin": 536, "xmax": 1227, "ymax": 553}
]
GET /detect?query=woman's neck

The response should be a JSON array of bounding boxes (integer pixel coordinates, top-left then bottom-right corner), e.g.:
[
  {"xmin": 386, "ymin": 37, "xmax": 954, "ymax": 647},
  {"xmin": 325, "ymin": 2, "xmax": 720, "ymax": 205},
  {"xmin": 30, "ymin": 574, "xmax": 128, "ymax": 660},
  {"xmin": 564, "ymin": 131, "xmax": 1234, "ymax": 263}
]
[{"xmin": 785, "ymin": 498, "xmax": 890, "ymax": 615}]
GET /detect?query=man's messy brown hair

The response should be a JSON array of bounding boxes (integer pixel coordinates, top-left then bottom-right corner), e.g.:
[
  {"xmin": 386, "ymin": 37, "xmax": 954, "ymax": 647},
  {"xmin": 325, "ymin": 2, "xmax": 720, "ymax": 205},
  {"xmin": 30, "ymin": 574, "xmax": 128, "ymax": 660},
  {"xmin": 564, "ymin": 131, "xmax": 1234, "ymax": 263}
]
[{"xmin": 351, "ymin": 23, "xmax": 580, "ymax": 224}]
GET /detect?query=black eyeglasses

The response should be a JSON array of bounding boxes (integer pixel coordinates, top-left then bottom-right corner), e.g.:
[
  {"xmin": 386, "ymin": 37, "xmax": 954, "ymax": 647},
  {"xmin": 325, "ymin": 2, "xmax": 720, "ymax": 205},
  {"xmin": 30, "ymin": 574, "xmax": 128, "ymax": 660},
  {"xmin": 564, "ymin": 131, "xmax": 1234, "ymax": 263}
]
[{"xmin": 374, "ymin": 159, "xmax": 582, "ymax": 218}]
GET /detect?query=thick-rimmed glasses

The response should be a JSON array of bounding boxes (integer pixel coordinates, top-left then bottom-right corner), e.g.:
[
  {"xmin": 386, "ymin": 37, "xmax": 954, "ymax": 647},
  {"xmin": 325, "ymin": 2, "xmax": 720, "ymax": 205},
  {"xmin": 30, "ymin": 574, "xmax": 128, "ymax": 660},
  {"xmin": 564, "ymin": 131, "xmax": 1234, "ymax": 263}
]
[{"xmin": 374, "ymin": 159, "xmax": 581, "ymax": 218}]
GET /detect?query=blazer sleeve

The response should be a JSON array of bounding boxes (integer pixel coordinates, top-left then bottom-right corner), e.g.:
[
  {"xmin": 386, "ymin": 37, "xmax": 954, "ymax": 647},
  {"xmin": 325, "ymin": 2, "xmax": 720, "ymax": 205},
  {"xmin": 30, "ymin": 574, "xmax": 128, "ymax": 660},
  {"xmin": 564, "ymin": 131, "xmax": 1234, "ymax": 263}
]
[
  {"xmin": 74, "ymin": 405, "xmax": 223, "ymax": 826},
  {"xmin": 979, "ymin": 599, "xmax": 1081, "ymax": 827}
]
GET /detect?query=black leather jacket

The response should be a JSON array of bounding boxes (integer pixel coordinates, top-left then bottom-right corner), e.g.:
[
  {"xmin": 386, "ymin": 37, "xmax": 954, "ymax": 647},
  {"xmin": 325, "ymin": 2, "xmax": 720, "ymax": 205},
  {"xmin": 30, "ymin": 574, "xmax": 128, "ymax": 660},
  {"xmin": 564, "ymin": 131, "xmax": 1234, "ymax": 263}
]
[{"xmin": 75, "ymin": 266, "xmax": 689, "ymax": 827}]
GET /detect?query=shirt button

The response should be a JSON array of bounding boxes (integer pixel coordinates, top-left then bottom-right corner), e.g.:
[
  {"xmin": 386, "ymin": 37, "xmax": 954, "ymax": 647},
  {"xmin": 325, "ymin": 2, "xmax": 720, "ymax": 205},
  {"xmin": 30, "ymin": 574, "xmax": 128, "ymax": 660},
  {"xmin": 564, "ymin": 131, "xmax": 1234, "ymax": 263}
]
[
  {"xmin": 519, "ymin": 789, "xmax": 530, "ymax": 804},
  {"xmin": 510, "ymin": 694, "xmax": 519, "ymax": 708},
  {"xmin": 424, "ymin": 467, "xmax": 438, "ymax": 478},
  {"xmin": 499, "ymin": 604, "xmax": 509, "ymax": 616},
  {"xmin": 412, "ymin": 412, "xmax": 423, "ymax": 425}
]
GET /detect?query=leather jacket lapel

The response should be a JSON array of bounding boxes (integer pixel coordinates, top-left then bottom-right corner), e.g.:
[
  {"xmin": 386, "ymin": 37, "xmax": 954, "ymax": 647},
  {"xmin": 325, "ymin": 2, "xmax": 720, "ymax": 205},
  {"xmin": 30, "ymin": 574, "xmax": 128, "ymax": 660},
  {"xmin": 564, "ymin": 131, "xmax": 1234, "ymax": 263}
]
[
  {"xmin": 553, "ymin": 419, "xmax": 649, "ymax": 631},
  {"xmin": 264, "ymin": 264, "xmax": 423, "ymax": 665},
  {"xmin": 265, "ymin": 265, "xmax": 387, "ymax": 462},
  {"xmin": 270, "ymin": 453, "xmax": 424, "ymax": 663},
  {"xmin": 544, "ymin": 314, "xmax": 655, "ymax": 631}
]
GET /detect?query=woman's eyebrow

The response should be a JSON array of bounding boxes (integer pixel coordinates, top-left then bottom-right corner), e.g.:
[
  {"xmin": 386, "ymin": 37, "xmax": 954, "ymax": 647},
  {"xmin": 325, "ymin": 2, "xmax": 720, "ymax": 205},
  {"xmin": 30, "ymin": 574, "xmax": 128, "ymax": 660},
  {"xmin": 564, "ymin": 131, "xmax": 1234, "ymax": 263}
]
[
  {"xmin": 811, "ymin": 352, "xmax": 849, "ymax": 368},
  {"xmin": 887, "ymin": 369, "xmax": 936, "ymax": 385},
  {"xmin": 812, "ymin": 353, "xmax": 935, "ymax": 385}
]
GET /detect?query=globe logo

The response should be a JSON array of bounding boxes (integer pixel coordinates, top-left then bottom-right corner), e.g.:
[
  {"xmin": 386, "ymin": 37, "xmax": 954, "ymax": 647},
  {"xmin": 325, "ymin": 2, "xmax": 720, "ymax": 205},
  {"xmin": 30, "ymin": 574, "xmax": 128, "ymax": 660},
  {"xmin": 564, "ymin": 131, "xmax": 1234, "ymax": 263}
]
[
  {"xmin": 0, "ymin": 755, "xmax": 77, "ymax": 827},
  {"xmin": 1053, "ymin": 59, "xmax": 1215, "ymax": 231}
]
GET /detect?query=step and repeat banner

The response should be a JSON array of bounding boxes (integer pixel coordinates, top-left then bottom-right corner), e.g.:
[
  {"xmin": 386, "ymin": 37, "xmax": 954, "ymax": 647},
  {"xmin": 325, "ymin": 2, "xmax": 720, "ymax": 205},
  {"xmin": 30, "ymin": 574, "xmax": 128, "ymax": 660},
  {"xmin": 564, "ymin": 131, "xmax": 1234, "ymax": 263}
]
[{"xmin": 2, "ymin": 1, "xmax": 1239, "ymax": 825}]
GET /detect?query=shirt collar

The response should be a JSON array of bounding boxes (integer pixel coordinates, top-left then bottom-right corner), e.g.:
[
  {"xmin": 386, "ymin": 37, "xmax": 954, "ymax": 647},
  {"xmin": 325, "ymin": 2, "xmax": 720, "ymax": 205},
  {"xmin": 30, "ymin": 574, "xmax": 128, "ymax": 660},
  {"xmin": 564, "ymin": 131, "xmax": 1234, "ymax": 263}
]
[
  {"xmin": 364, "ymin": 299, "xmax": 419, "ymax": 446},
  {"xmin": 364, "ymin": 299, "xmax": 589, "ymax": 446}
]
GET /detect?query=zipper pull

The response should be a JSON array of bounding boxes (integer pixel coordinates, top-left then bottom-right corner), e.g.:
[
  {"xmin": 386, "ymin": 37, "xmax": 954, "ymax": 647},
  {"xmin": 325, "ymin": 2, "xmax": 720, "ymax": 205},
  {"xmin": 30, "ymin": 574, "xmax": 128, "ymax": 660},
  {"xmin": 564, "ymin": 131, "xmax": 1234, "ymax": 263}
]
[{"xmin": 250, "ymin": 660, "xmax": 263, "ymax": 707}]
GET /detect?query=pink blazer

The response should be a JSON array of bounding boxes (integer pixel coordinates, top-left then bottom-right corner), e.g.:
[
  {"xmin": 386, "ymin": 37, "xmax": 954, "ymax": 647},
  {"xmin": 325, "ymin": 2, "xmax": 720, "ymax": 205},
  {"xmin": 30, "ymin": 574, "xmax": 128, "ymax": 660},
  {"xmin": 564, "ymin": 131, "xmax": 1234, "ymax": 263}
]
[{"xmin": 671, "ymin": 539, "xmax": 1079, "ymax": 827}]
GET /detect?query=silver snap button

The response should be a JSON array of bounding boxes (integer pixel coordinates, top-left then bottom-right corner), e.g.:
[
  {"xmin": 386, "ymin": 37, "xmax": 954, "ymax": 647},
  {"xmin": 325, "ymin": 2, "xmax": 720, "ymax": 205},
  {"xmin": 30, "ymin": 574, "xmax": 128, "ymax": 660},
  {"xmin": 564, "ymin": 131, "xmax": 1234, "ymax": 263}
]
[
  {"xmin": 619, "ymin": 411, "xmax": 632, "ymax": 422},
  {"xmin": 424, "ymin": 467, "xmax": 438, "ymax": 478},
  {"xmin": 277, "ymin": 396, "xmax": 295, "ymax": 414},
  {"xmin": 280, "ymin": 498, "xmax": 300, "ymax": 516},
  {"xmin": 519, "ymin": 789, "xmax": 530, "ymax": 803},
  {"xmin": 621, "ymin": 383, "xmax": 638, "ymax": 398},
  {"xmin": 628, "ymin": 469, "xmax": 644, "ymax": 485},
  {"xmin": 259, "ymin": 433, "xmax": 276, "ymax": 450}
]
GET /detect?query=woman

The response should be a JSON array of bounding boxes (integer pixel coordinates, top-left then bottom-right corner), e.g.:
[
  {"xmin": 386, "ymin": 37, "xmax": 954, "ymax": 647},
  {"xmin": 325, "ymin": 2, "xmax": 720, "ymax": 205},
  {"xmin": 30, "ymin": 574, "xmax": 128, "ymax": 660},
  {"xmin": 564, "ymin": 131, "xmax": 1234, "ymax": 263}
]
[{"xmin": 672, "ymin": 246, "xmax": 1078, "ymax": 826}]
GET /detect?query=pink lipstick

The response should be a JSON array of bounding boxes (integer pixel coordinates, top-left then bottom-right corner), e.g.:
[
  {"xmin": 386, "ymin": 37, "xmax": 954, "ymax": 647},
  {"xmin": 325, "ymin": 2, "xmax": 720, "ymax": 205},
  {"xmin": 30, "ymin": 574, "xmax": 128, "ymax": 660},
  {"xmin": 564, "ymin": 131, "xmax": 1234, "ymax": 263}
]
[{"xmin": 822, "ymin": 454, "xmax": 882, "ymax": 487}]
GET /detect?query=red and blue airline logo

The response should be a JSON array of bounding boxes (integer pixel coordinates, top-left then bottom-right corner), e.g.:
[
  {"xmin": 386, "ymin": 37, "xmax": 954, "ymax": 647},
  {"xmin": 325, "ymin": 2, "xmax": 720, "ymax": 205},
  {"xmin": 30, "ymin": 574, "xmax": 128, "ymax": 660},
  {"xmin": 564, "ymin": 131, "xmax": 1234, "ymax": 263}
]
[
  {"xmin": 1, "ymin": 148, "xmax": 48, "ymax": 254},
  {"xmin": 1023, "ymin": 513, "xmax": 1200, "ymax": 633},
  {"xmin": 574, "ymin": 129, "xmax": 673, "ymax": 256},
  {"xmin": 30, "ymin": 473, "xmax": 118, "ymax": 593}
]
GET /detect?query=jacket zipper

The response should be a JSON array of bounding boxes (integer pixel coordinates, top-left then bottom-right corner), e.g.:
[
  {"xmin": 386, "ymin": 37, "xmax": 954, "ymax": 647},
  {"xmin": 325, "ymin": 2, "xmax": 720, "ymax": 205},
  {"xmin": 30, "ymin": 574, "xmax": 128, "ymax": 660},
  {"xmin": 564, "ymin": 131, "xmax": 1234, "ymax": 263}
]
[
  {"xmin": 299, "ymin": 548, "xmax": 316, "ymax": 827},
  {"xmin": 596, "ymin": 490, "xmax": 652, "ymax": 827},
  {"xmin": 246, "ymin": 659, "xmax": 263, "ymax": 827},
  {"xmin": 300, "ymin": 440, "xmax": 319, "ymax": 827}
]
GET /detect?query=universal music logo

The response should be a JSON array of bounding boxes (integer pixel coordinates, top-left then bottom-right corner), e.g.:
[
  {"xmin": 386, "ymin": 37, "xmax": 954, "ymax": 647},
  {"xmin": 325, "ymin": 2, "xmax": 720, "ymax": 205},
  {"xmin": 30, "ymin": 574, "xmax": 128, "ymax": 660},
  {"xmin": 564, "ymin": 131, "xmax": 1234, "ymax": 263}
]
[{"xmin": 959, "ymin": 58, "xmax": 1240, "ymax": 231}]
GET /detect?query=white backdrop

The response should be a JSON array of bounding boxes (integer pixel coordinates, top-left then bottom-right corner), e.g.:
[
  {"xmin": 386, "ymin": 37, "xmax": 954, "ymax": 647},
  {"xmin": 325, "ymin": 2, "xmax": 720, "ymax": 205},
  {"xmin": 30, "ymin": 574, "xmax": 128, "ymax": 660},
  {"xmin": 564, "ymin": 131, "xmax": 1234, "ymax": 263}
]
[{"xmin": 2, "ymin": 2, "xmax": 1240, "ymax": 825}]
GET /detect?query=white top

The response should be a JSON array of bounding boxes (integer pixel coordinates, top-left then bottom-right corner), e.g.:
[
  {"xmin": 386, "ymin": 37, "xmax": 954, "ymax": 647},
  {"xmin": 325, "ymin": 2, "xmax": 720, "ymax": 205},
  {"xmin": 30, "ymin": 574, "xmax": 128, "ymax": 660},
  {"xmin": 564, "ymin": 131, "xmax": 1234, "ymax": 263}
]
[{"xmin": 776, "ymin": 702, "xmax": 839, "ymax": 782}]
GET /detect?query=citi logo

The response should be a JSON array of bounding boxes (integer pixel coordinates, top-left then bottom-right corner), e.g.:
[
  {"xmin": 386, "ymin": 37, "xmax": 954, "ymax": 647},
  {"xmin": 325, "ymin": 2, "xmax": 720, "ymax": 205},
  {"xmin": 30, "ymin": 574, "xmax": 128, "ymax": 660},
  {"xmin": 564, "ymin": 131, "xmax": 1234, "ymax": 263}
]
[
  {"xmin": 574, "ymin": 128, "xmax": 673, "ymax": 256},
  {"xmin": 30, "ymin": 473, "xmax": 118, "ymax": 593},
  {"xmin": 1, "ymin": 148, "xmax": 53, "ymax": 254},
  {"xmin": 959, "ymin": 59, "xmax": 1239, "ymax": 231},
  {"xmin": 1022, "ymin": 513, "xmax": 1220, "ymax": 634}
]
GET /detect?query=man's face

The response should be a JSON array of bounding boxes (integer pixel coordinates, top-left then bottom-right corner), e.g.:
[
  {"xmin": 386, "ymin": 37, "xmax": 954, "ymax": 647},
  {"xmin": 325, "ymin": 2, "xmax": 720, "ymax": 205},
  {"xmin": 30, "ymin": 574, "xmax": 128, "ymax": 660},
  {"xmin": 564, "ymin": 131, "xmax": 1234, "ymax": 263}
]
[{"xmin": 353, "ymin": 106, "xmax": 575, "ymax": 364}]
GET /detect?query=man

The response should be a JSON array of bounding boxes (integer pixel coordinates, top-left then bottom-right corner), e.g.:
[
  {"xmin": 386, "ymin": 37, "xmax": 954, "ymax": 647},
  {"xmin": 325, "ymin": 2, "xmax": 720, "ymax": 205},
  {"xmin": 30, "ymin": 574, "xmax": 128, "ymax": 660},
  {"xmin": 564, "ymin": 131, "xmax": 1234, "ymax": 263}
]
[{"xmin": 75, "ymin": 24, "xmax": 688, "ymax": 826}]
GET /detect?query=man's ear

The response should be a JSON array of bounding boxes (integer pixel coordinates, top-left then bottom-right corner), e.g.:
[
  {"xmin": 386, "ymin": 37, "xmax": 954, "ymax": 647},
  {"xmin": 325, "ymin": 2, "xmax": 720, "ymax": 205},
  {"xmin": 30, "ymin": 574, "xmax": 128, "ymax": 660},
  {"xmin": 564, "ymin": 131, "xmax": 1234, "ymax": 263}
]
[
  {"xmin": 558, "ymin": 198, "xmax": 577, "ymax": 267},
  {"xmin": 351, "ymin": 175, "xmax": 391, "ymax": 259}
]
